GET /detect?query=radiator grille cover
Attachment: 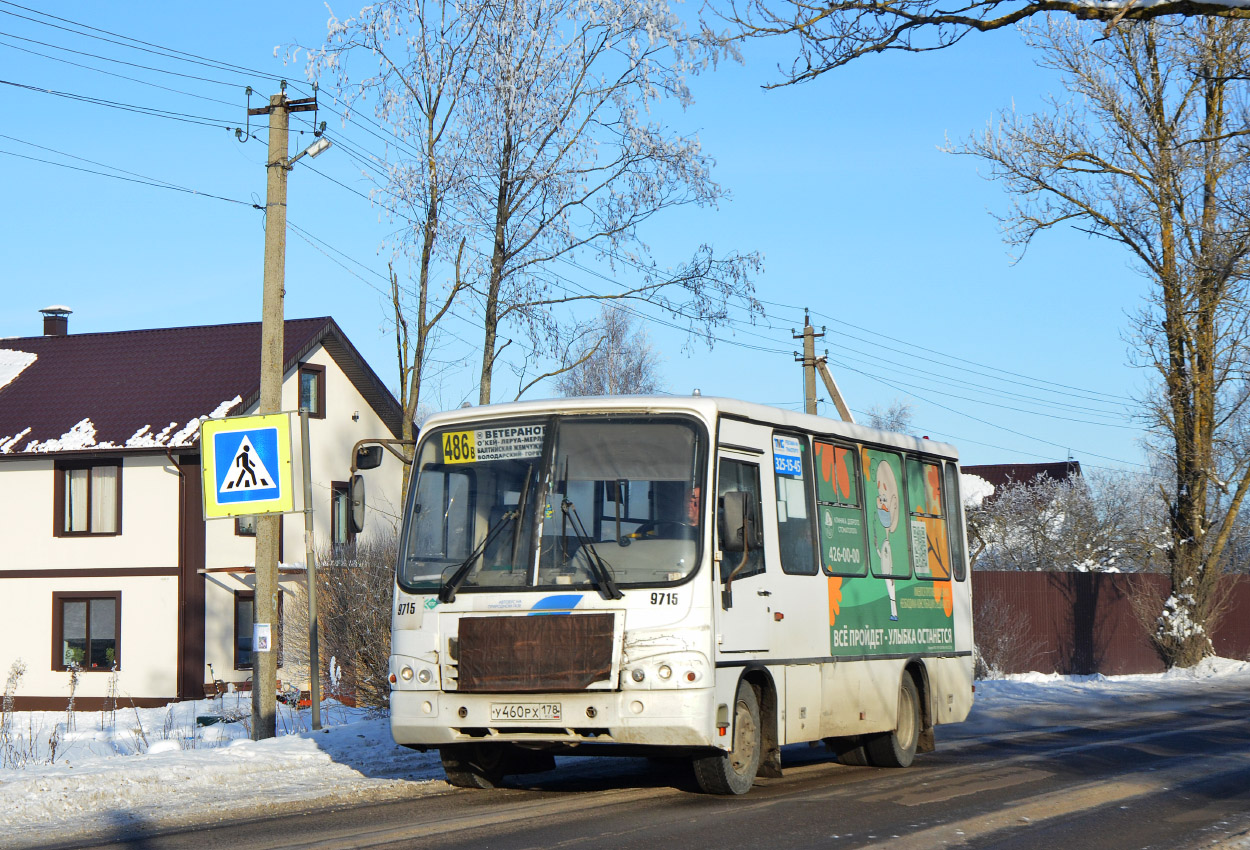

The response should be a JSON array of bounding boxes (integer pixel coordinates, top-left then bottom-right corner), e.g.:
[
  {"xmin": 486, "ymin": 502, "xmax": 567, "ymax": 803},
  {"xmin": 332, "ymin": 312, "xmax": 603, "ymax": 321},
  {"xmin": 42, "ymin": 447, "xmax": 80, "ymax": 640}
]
[{"xmin": 456, "ymin": 613, "xmax": 615, "ymax": 692}]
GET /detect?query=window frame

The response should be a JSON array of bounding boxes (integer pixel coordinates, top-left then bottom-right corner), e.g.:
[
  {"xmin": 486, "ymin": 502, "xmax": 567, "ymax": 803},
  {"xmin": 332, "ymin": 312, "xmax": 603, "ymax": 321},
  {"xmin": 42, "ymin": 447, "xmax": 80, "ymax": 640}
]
[
  {"xmin": 331, "ymin": 480, "xmax": 355, "ymax": 547},
  {"xmin": 53, "ymin": 459, "xmax": 123, "ymax": 537},
  {"xmin": 905, "ymin": 456, "xmax": 951, "ymax": 582},
  {"xmin": 298, "ymin": 363, "xmax": 327, "ymax": 420},
  {"xmin": 944, "ymin": 461, "xmax": 969, "ymax": 582},
  {"xmin": 814, "ymin": 439, "xmax": 870, "ymax": 578},
  {"xmin": 51, "ymin": 591, "xmax": 121, "ymax": 672},
  {"xmin": 234, "ymin": 589, "xmax": 284, "ymax": 671},
  {"xmin": 772, "ymin": 431, "xmax": 818, "ymax": 576},
  {"xmin": 716, "ymin": 457, "xmax": 766, "ymax": 583},
  {"xmin": 235, "ymin": 515, "xmax": 257, "ymax": 537},
  {"xmin": 863, "ymin": 447, "xmax": 913, "ymax": 580}
]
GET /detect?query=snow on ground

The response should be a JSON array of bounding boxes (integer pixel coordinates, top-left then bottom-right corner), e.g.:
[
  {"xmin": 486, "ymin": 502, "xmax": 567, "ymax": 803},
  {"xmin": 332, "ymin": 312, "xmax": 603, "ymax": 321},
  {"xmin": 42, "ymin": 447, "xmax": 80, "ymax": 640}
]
[
  {"xmin": 2, "ymin": 660, "xmax": 1249, "ymax": 848},
  {"xmin": 0, "ymin": 697, "xmax": 445, "ymax": 847}
]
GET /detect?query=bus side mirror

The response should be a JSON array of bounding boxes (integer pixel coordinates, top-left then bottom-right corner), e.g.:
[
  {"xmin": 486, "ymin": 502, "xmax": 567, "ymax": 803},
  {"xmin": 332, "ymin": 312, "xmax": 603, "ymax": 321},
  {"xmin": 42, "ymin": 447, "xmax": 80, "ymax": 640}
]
[
  {"xmin": 355, "ymin": 445, "xmax": 384, "ymax": 470},
  {"xmin": 349, "ymin": 474, "xmax": 366, "ymax": 535}
]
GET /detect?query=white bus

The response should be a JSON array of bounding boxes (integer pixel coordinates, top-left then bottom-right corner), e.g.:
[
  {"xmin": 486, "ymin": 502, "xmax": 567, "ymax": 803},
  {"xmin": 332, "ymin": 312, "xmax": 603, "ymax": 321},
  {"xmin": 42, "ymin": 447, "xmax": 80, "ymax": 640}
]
[{"xmin": 382, "ymin": 395, "xmax": 973, "ymax": 794}]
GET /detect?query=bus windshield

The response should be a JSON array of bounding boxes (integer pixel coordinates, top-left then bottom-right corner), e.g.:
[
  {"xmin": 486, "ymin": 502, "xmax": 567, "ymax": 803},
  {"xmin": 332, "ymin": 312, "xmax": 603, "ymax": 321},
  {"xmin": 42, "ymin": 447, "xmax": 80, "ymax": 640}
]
[{"xmin": 398, "ymin": 415, "xmax": 705, "ymax": 594}]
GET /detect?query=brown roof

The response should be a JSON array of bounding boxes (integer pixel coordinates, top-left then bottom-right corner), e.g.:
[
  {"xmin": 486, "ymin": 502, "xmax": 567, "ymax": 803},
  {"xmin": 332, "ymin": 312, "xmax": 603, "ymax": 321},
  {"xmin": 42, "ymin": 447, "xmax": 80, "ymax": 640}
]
[
  {"xmin": 0, "ymin": 317, "xmax": 401, "ymax": 455},
  {"xmin": 962, "ymin": 461, "xmax": 1082, "ymax": 490}
]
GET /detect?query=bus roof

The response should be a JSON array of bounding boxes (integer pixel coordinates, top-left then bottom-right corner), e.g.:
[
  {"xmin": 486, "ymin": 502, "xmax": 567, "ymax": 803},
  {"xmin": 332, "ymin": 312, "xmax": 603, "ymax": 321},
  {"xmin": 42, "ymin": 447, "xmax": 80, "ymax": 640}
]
[{"xmin": 420, "ymin": 396, "xmax": 960, "ymax": 462}]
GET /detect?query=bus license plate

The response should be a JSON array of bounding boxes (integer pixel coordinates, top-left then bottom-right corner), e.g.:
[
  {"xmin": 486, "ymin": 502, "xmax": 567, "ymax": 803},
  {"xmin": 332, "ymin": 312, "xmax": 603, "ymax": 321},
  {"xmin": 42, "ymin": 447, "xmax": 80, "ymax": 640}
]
[{"xmin": 490, "ymin": 702, "xmax": 562, "ymax": 721}]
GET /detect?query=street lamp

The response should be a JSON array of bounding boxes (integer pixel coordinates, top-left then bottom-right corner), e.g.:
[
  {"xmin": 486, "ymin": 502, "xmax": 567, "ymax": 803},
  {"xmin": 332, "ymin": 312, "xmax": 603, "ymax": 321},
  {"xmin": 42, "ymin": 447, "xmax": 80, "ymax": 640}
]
[{"xmin": 289, "ymin": 135, "xmax": 332, "ymax": 166}]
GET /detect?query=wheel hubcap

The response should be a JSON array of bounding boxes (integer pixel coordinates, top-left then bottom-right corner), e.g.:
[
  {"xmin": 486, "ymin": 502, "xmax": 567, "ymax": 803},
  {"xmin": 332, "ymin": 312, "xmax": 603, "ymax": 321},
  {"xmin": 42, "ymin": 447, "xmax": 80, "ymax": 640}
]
[
  {"xmin": 898, "ymin": 686, "xmax": 917, "ymax": 747},
  {"xmin": 731, "ymin": 698, "xmax": 757, "ymax": 774}
]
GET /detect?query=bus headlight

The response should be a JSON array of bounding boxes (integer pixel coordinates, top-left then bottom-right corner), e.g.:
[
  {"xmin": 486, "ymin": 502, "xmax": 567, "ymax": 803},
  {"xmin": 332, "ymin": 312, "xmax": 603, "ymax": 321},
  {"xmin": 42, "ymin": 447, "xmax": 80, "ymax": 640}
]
[
  {"xmin": 400, "ymin": 666, "xmax": 415, "ymax": 681},
  {"xmin": 657, "ymin": 665, "xmax": 673, "ymax": 680},
  {"xmin": 417, "ymin": 668, "xmax": 433, "ymax": 685}
]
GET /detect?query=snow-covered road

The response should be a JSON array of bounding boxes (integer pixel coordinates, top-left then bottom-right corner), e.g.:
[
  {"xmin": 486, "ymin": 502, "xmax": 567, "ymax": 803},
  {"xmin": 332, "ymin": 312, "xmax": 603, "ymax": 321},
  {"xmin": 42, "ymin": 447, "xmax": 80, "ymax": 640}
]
[{"xmin": 2, "ymin": 659, "xmax": 1249, "ymax": 849}]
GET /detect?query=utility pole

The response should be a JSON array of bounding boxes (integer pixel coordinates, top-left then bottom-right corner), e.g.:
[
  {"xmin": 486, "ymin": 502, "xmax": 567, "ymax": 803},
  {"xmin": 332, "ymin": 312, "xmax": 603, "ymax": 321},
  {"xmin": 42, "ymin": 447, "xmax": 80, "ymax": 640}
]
[
  {"xmin": 249, "ymin": 87, "xmax": 319, "ymax": 740},
  {"xmin": 793, "ymin": 310, "xmax": 824, "ymax": 415},
  {"xmin": 793, "ymin": 310, "xmax": 856, "ymax": 424}
]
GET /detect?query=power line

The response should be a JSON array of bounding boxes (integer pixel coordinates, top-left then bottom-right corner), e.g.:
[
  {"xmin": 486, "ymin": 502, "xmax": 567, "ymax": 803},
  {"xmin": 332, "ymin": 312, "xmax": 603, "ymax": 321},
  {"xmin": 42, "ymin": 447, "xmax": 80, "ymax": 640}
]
[
  {"xmin": 0, "ymin": 2, "xmax": 289, "ymax": 85},
  {"xmin": 0, "ymin": 29, "xmax": 245, "ymax": 92},
  {"xmin": 0, "ymin": 77, "xmax": 237, "ymax": 129},
  {"xmin": 0, "ymin": 141, "xmax": 252, "ymax": 206}
]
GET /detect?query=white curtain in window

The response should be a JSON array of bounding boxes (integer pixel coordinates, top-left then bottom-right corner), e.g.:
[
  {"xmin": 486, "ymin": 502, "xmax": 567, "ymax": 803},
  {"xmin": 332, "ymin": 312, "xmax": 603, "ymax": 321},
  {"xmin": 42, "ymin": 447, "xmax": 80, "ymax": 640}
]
[
  {"xmin": 92, "ymin": 466, "xmax": 118, "ymax": 533},
  {"xmin": 66, "ymin": 468, "xmax": 89, "ymax": 532}
]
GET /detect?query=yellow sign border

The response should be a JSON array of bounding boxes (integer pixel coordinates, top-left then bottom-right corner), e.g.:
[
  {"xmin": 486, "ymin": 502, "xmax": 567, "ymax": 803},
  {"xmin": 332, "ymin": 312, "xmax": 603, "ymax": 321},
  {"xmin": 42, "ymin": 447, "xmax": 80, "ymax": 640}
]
[{"xmin": 201, "ymin": 412, "xmax": 295, "ymax": 518}]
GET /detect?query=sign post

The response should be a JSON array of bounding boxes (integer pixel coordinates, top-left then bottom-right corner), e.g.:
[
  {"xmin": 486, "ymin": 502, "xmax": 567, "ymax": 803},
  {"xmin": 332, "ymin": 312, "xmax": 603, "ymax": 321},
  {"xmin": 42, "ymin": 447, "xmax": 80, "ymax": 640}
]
[
  {"xmin": 299, "ymin": 409, "xmax": 321, "ymax": 730},
  {"xmin": 201, "ymin": 412, "xmax": 294, "ymax": 740}
]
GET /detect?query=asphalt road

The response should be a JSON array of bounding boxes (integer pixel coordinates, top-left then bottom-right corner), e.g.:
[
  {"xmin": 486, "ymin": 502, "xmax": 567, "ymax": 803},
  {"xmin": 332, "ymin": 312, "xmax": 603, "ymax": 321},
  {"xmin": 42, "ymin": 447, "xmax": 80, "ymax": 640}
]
[{"xmin": 37, "ymin": 690, "xmax": 1250, "ymax": 850}]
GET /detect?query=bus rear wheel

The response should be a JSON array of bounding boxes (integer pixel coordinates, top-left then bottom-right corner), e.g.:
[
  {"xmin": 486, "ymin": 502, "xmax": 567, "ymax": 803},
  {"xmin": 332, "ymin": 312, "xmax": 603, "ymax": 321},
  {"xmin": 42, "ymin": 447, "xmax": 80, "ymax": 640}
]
[
  {"xmin": 693, "ymin": 682, "xmax": 761, "ymax": 795},
  {"xmin": 439, "ymin": 743, "xmax": 510, "ymax": 789},
  {"xmin": 864, "ymin": 674, "xmax": 921, "ymax": 768}
]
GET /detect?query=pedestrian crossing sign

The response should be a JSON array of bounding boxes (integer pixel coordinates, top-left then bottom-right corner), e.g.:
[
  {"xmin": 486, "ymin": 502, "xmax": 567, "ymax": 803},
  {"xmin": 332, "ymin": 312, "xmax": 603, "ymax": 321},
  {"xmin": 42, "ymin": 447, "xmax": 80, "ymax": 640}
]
[{"xmin": 200, "ymin": 413, "xmax": 294, "ymax": 518}]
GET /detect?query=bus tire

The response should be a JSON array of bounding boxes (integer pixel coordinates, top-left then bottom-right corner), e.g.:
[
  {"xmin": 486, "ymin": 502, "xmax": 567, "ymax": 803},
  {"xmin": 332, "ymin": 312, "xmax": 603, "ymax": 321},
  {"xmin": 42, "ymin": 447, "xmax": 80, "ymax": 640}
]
[
  {"xmin": 693, "ymin": 682, "xmax": 761, "ymax": 795},
  {"xmin": 439, "ymin": 743, "xmax": 509, "ymax": 789},
  {"xmin": 865, "ymin": 674, "xmax": 921, "ymax": 768},
  {"xmin": 825, "ymin": 735, "xmax": 871, "ymax": 766}
]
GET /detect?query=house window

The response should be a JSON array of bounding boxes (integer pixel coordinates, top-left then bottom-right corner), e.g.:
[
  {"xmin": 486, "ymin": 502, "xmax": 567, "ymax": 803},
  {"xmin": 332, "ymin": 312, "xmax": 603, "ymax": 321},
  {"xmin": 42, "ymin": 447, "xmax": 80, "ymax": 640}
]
[
  {"xmin": 299, "ymin": 363, "xmax": 326, "ymax": 419},
  {"xmin": 54, "ymin": 460, "xmax": 121, "ymax": 536},
  {"xmin": 52, "ymin": 592, "xmax": 121, "ymax": 671},
  {"xmin": 331, "ymin": 481, "xmax": 354, "ymax": 546},
  {"xmin": 235, "ymin": 514, "xmax": 284, "ymax": 558},
  {"xmin": 234, "ymin": 590, "xmax": 283, "ymax": 670}
]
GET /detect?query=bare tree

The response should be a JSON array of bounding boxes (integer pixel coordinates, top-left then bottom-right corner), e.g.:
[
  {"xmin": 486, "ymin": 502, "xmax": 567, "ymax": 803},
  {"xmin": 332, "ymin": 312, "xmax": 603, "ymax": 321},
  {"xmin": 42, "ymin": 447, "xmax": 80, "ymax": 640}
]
[
  {"xmin": 866, "ymin": 398, "xmax": 914, "ymax": 433},
  {"xmin": 957, "ymin": 18, "xmax": 1250, "ymax": 667},
  {"xmin": 554, "ymin": 305, "xmax": 663, "ymax": 396},
  {"xmin": 467, "ymin": 0, "xmax": 761, "ymax": 404},
  {"xmin": 704, "ymin": 0, "xmax": 1250, "ymax": 87},
  {"xmin": 305, "ymin": 0, "xmax": 483, "ymax": 485}
]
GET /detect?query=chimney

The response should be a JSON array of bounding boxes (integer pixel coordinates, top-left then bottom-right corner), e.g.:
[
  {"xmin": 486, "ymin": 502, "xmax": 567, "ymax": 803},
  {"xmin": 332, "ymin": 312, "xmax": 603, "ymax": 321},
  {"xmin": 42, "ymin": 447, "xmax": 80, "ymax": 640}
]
[{"xmin": 40, "ymin": 305, "xmax": 72, "ymax": 336}]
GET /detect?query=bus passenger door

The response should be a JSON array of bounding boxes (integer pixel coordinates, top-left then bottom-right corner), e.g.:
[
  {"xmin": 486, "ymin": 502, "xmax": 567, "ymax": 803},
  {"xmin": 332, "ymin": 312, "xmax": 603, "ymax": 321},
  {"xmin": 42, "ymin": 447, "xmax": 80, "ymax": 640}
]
[{"xmin": 715, "ymin": 456, "xmax": 772, "ymax": 653}]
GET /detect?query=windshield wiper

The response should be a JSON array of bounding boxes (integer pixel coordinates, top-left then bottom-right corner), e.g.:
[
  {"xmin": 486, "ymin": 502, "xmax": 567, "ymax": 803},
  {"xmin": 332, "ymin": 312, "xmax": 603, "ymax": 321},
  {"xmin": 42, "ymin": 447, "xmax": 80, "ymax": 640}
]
[
  {"xmin": 561, "ymin": 499, "xmax": 624, "ymax": 600},
  {"xmin": 439, "ymin": 509, "xmax": 518, "ymax": 604}
]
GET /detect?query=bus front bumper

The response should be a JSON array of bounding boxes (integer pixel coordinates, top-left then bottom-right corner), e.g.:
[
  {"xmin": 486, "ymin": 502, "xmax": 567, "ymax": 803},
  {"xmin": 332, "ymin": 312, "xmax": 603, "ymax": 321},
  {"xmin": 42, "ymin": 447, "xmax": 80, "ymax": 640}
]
[{"xmin": 390, "ymin": 687, "xmax": 719, "ymax": 749}]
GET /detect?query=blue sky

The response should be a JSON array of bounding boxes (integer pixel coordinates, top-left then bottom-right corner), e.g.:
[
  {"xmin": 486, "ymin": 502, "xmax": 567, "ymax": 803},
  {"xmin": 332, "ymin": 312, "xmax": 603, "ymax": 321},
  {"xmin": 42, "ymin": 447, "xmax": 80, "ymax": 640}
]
[{"xmin": 0, "ymin": 1, "xmax": 1152, "ymax": 472}]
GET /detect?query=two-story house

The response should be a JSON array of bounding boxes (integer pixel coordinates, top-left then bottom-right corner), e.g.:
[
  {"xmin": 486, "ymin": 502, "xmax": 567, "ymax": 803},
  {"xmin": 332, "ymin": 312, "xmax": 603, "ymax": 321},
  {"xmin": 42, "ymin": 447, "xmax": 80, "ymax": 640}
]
[{"xmin": 0, "ymin": 311, "xmax": 404, "ymax": 709}]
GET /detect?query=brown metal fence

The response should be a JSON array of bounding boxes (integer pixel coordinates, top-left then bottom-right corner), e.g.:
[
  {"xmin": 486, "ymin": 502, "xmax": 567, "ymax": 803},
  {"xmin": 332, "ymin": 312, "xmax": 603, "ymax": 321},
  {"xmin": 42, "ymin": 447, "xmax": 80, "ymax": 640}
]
[{"xmin": 972, "ymin": 571, "xmax": 1250, "ymax": 675}]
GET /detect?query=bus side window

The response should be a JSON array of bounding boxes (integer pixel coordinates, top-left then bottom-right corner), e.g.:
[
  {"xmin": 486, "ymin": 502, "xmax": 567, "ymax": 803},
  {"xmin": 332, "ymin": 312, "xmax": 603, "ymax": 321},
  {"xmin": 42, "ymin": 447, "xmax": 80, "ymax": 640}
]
[
  {"xmin": 863, "ymin": 448, "xmax": 910, "ymax": 579},
  {"xmin": 773, "ymin": 433, "xmax": 817, "ymax": 575},
  {"xmin": 814, "ymin": 441, "xmax": 868, "ymax": 577},
  {"xmin": 944, "ymin": 462, "xmax": 968, "ymax": 581},
  {"xmin": 906, "ymin": 458, "xmax": 949, "ymax": 580},
  {"xmin": 717, "ymin": 458, "xmax": 764, "ymax": 582}
]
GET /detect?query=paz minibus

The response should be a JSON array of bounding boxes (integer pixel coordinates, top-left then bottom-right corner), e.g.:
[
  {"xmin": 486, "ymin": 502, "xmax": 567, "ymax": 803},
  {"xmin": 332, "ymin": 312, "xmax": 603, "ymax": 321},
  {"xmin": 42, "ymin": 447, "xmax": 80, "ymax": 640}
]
[{"xmin": 376, "ymin": 395, "xmax": 973, "ymax": 794}]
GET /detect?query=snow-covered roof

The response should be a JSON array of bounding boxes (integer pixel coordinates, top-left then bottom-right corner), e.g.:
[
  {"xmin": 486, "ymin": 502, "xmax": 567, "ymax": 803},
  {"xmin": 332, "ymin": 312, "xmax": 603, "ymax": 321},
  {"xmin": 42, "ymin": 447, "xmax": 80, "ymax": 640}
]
[{"xmin": 0, "ymin": 317, "xmax": 401, "ymax": 456}]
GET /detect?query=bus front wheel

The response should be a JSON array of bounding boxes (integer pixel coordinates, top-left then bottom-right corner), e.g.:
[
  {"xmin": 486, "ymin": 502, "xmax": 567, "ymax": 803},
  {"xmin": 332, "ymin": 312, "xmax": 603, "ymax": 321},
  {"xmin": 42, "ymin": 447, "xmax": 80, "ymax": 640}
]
[
  {"xmin": 693, "ymin": 682, "xmax": 762, "ymax": 795},
  {"xmin": 865, "ymin": 674, "xmax": 921, "ymax": 768},
  {"xmin": 439, "ymin": 743, "xmax": 509, "ymax": 789}
]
